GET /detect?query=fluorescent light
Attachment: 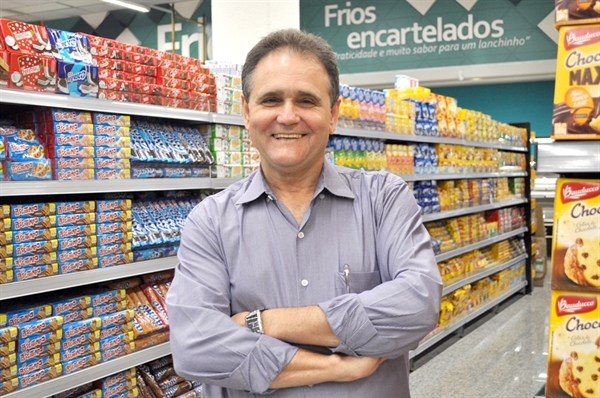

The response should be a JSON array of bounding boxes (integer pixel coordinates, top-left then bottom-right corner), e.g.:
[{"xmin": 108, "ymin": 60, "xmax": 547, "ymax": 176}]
[{"xmin": 101, "ymin": 0, "xmax": 149, "ymax": 13}]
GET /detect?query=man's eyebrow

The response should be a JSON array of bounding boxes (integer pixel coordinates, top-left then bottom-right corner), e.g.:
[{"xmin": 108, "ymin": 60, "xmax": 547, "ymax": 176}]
[{"xmin": 255, "ymin": 90, "xmax": 283, "ymax": 101}]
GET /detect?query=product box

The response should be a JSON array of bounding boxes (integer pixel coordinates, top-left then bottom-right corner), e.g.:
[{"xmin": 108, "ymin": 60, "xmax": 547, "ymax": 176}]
[
  {"xmin": 551, "ymin": 178, "xmax": 600, "ymax": 292},
  {"xmin": 46, "ymin": 28, "xmax": 93, "ymax": 65},
  {"xmin": 552, "ymin": 24, "xmax": 600, "ymax": 139},
  {"xmin": 0, "ymin": 19, "xmax": 52, "ymax": 57},
  {"xmin": 56, "ymin": 61, "xmax": 99, "ymax": 97},
  {"xmin": 555, "ymin": 0, "xmax": 600, "ymax": 27},
  {"xmin": 8, "ymin": 53, "xmax": 56, "ymax": 92},
  {"xmin": 40, "ymin": 123, "xmax": 94, "ymax": 136},
  {"xmin": 0, "ymin": 51, "xmax": 9, "ymax": 87},
  {"xmin": 545, "ymin": 290, "xmax": 600, "ymax": 398}
]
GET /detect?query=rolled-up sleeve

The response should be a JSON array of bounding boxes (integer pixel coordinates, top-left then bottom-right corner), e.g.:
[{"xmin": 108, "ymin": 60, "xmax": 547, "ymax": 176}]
[
  {"xmin": 319, "ymin": 177, "xmax": 442, "ymax": 358},
  {"xmin": 166, "ymin": 202, "xmax": 299, "ymax": 393}
]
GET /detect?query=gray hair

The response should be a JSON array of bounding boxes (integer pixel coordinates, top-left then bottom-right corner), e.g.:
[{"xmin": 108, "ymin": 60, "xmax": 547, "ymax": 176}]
[{"xmin": 242, "ymin": 29, "xmax": 340, "ymax": 109}]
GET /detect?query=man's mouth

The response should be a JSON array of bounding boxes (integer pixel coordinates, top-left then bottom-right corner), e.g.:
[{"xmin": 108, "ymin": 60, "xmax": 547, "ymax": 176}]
[{"xmin": 273, "ymin": 134, "xmax": 304, "ymax": 139}]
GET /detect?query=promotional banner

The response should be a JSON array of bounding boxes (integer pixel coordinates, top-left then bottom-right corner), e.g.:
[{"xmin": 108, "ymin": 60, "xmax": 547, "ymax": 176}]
[{"xmin": 300, "ymin": 0, "xmax": 557, "ymax": 75}]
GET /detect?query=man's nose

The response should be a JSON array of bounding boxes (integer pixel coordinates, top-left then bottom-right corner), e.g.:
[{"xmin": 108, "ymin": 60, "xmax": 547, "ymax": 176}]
[{"xmin": 277, "ymin": 101, "xmax": 300, "ymax": 124}]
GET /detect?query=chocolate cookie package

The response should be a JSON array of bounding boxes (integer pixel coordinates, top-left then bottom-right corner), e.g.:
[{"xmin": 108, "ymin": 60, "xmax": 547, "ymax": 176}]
[{"xmin": 555, "ymin": 0, "xmax": 600, "ymax": 27}]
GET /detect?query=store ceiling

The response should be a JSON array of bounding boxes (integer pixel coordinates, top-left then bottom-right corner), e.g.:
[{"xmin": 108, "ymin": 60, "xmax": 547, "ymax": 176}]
[{"xmin": 0, "ymin": 0, "xmax": 196, "ymax": 23}]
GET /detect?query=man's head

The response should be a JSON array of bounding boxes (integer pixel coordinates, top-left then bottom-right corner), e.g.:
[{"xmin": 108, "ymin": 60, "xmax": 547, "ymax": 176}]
[{"xmin": 242, "ymin": 29, "xmax": 339, "ymax": 109}]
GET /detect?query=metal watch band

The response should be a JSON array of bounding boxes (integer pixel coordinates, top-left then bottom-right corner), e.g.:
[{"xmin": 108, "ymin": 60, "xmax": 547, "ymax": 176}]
[{"xmin": 245, "ymin": 309, "xmax": 265, "ymax": 334}]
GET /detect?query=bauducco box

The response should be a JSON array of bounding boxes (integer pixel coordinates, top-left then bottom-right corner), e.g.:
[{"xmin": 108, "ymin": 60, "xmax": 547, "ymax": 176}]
[
  {"xmin": 551, "ymin": 178, "xmax": 600, "ymax": 292},
  {"xmin": 555, "ymin": 0, "xmax": 600, "ymax": 27},
  {"xmin": 545, "ymin": 290, "xmax": 600, "ymax": 398},
  {"xmin": 552, "ymin": 24, "xmax": 600, "ymax": 140}
]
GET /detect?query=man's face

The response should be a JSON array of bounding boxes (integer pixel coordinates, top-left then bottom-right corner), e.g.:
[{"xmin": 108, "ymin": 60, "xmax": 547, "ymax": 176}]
[{"xmin": 242, "ymin": 48, "xmax": 340, "ymax": 177}]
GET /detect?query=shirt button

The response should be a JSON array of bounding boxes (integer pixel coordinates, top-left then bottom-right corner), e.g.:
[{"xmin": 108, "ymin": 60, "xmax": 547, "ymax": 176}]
[
  {"xmin": 298, "ymin": 232, "xmax": 304, "ymax": 239},
  {"xmin": 267, "ymin": 195, "xmax": 273, "ymax": 201},
  {"xmin": 319, "ymin": 194, "xmax": 325, "ymax": 199},
  {"xmin": 301, "ymin": 279, "xmax": 309, "ymax": 287}
]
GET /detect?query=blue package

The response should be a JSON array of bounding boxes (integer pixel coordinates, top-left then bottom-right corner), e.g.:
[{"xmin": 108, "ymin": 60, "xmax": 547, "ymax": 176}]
[{"xmin": 56, "ymin": 61, "xmax": 98, "ymax": 97}]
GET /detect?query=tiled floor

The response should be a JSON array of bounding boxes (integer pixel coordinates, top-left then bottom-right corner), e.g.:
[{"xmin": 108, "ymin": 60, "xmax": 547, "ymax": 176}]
[{"xmin": 410, "ymin": 271, "xmax": 551, "ymax": 398}]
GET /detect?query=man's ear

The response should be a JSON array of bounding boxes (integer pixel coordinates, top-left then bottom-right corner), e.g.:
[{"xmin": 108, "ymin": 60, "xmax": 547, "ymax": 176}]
[{"xmin": 242, "ymin": 95, "xmax": 251, "ymax": 131}]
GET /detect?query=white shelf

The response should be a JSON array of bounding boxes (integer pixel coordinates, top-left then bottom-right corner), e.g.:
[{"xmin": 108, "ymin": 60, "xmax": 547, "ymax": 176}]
[
  {"xmin": 409, "ymin": 281, "xmax": 527, "ymax": 358},
  {"xmin": 421, "ymin": 198, "xmax": 527, "ymax": 222},
  {"xmin": 0, "ymin": 257, "xmax": 178, "ymax": 301},
  {"xmin": 441, "ymin": 253, "xmax": 528, "ymax": 296},
  {"xmin": 537, "ymin": 140, "xmax": 600, "ymax": 174},
  {"xmin": 335, "ymin": 127, "xmax": 528, "ymax": 152},
  {"xmin": 0, "ymin": 178, "xmax": 213, "ymax": 197},
  {"xmin": 434, "ymin": 227, "xmax": 528, "ymax": 263},
  {"xmin": 401, "ymin": 171, "xmax": 527, "ymax": 182},
  {"xmin": 4, "ymin": 342, "xmax": 171, "ymax": 398}
]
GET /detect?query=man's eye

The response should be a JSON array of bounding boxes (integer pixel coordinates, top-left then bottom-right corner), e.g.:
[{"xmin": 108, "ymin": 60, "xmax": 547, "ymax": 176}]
[{"xmin": 262, "ymin": 98, "xmax": 279, "ymax": 104}]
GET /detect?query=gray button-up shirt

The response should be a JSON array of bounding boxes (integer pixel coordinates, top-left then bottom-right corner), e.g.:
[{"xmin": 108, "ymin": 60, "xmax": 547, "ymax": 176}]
[{"xmin": 167, "ymin": 161, "xmax": 442, "ymax": 397}]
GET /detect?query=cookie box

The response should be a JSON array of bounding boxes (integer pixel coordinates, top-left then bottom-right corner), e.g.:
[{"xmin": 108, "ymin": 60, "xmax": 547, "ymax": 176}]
[
  {"xmin": 0, "ymin": 328, "xmax": 17, "ymax": 344},
  {"xmin": 99, "ymin": 322, "xmax": 133, "ymax": 340},
  {"xmin": 99, "ymin": 331, "xmax": 133, "ymax": 352},
  {"xmin": 11, "ymin": 216, "xmax": 56, "ymax": 231},
  {"xmin": 10, "ymin": 203, "xmax": 55, "ymax": 219},
  {"xmin": 56, "ymin": 201, "xmax": 95, "ymax": 215},
  {"xmin": 47, "ymin": 134, "xmax": 94, "ymax": 147},
  {"xmin": 17, "ymin": 316, "xmax": 63, "ymax": 340},
  {"xmin": 13, "ymin": 240, "xmax": 57, "ymax": 257},
  {"xmin": 97, "ymin": 309, "xmax": 135, "ymax": 329},
  {"xmin": 92, "ymin": 300, "xmax": 127, "ymax": 317},
  {"xmin": 546, "ymin": 290, "xmax": 600, "ymax": 398},
  {"xmin": 50, "ymin": 146, "xmax": 95, "ymax": 159},
  {"xmin": 0, "ymin": 364, "xmax": 15, "ymax": 382},
  {"xmin": 18, "ymin": 363, "xmax": 62, "ymax": 389},
  {"xmin": 97, "ymin": 243, "xmax": 131, "ymax": 257},
  {"xmin": 0, "ymin": 378, "xmax": 17, "ymax": 395},
  {"xmin": 12, "ymin": 228, "xmax": 56, "ymax": 245},
  {"xmin": 57, "ymin": 236, "xmax": 97, "ymax": 251},
  {"xmin": 84, "ymin": 34, "xmax": 110, "ymax": 57},
  {"xmin": 96, "ymin": 211, "xmax": 131, "ymax": 225},
  {"xmin": 95, "ymin": 146, "xmax": 130, "ymax": 159},
  {"xmin": 97, "ymin": 221, "xmax": 131, "ymax": 235},
  {"xmin": 46, "ymin": 28, "xmax": 93, "ymax": 65},
  {"xmin": 56, "ymin": 224, "xmax": 96, "ymax": 239},
  {"xmin": 60, "ymin": 341, "xmax": 99, "ymax": 363},
  {"xmin": 97, "ymin": 232, "xmax": 131, "ymax": 246},
  {"xmin": 17, "ymin": 329, "xmax": 62, "ymax": 352},
  {"xmin": 133, "ymin": 246, "xmax": 178, "ymax": 262},
  {"xmin": 552, "ymin": 24, "xmax": 600, "ymax": 139},
  {"xmin": 98, "ymin": 252, "xmax": 133, "ymax": 268},
  {"xmin": 62, "ymin": 352, "xmax": 101, "ymax": 375},
  {"xmin": 35, "ymin": 108, "xmax": 92, "ymax": 124},
  {"xmin": 0, "ymin": 342, "xmax": 15, "ymax": 359},
  {"xmin": 2, "ymin": 305, "xmax": 51, "ymax": 328},
  {"xmin": 16, "ymin": 341, "xmax": 60, "ymax": 366},
  {"xmin": 95, "ymin": 125, "xmax": 130, "ymax": 138},
  {"xmin": 90, "ymin": 290, "xmax": 126, "ymax": 307},
  {"xmin": 98, "ymin": 376, "xmax": 136, "ymax": 397},
  {"xmin": 58, "ymin": 257, "xmax": 98, "ymax": 274},
  {"xmin": 551, "ymin": 178, "xmax": 599, "ymax": 292},
  {"xmin": 62, "ymin": 318, "xmax": 101, "ymax": 340},
  {"xmin": 52, "ymin": 296, "xmax": 92, "ymax": 317},
  {"xmin": 101, "ymin": 367, "xmax": 136, "ymax": 389},
  {"xmin": 62, "ymin": 307, "xmax": 93, "ymax": 324},
  {"xmin": 0, "ymin": 19, "xmax": 52, "ymax": 57},
  {"xmin": 56, "ymin": 213, "xmax": 95, "ymax": 227},
  {"xmin": 4, "ymin": 159, "xmax": 51, "ymax": 181},
  {"xmin": 62, "ymin": 330, "xmax": 100, "ymax": 351},
  {"xmin": 0, "ymin": 51, "xmax": 9, "ymax": 87},
  {"xmin": 13, "ymin": 251, "xmax": 55, "ymax": 269},
  {"xmin": 100, "ymin": 342, "xmax": 134, "ymax": 363},
  {"xmin": 14, "ymin": 264, "xmax": 58, "ymax": 281},
  {"xmin": 56, "ymin": 61, "xmax": 99, "ymax": 97},
  {"xmin": 95, "ymin": 158, "xmax": 130, "ymax": 170},
  {"xmin": 52, "ymin": 157, "xmax": 95, "ymax": 169},
  {"xmin": 0, "ymin": 230, "xmax": 12, "ymax": 246},
  {"xmin": 16, "ymin": 353, "xmax": 60, "ymax": 376},
  {"xmin": 8, "ymin": 53, "xmax": 56, "ymax": 92},
  {"xmin": 57, "ymin": 247, "xmax": 97, "ymax": 263},
  {"xmin": 0, "ymin": 245, "xmax": 12, "ymax": 260},
  {"xmin": 555, "ymin": 0, "xmax": 600, "ymax": 27}
]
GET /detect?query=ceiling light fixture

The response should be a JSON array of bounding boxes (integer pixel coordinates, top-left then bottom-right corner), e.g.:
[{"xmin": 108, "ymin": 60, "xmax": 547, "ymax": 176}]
[{"xmin": 101, "ymin": 0, "xmax": 150, "ymax": 13}]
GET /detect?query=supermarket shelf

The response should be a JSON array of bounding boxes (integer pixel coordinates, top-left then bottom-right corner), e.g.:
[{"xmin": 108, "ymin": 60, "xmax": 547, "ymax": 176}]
[
  {"xmin": 0, "ymin": 178, "xmax": 213, "ymax": 197},
  {"xmin": 0, "ymin": 88, "xmax": 212, "ymax": 123},
  {"xmin": 210, "ymin": 178, "xmax": 242, "ymax": 189},
  {"xmin": 441, "ymin": 253, "xmax": 528, "ymax": 296},
  {"xmin": 335, "ymin": 127, "xmax": 528, "ymax": 152},
  {"xmin": 4, "ymin": 342, "xmax": 172, "ymax": 398},
  {"xmin": 210, "ymin": 113, "xmax": 244, "ymax": 126},
  {"xmin": 422, "ymin": 198, "xmax": 528, "ymax": 223},
  {"xmin": 537, "ymin": 140, "xmax": 600, "ymax": 174},
  {"xmin": 531, "ymin": 190, "xmax": 555, "ymax": 199},
  {"xmin": 400, "ymin": 171, "xmax": 527, "ymax": 182},
  {"xmin": 0, "ymin": 257, "xmax": 178, "ymax": 301},
  {"xmin": 409, "ymin": 281, "xmax": 527, "ymax": 359},
  {"xmin": 435, "ymin": 227, "xmax": 529, "ymax": 263}
]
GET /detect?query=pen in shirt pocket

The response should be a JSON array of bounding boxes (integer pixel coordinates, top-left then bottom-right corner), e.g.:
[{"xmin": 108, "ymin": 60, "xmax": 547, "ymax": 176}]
[{"xmin": 343, "ymin": 264, "xmax": 350, "ymax": 294}]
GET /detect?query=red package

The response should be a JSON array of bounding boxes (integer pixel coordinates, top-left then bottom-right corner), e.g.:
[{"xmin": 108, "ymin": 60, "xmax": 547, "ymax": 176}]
[
  {"xmin": 139, "ymin": 95, "xmax": 164, "ymax": 106},
  {"xmin": 0, "ymin": 19, "xmax": 52, "ymax": 57},
  {"xmin": 141, "ymin": 284, "xmax": 169, "ymax": 326},
  {"xmin": 0, "ymin": 51, "xmax": 9, "ymax": 87},
  {"xmin": 131, "ymin": 74, "xmax": 155, "ymax": 85},
  {"xmin": 8, "ymin": 53, "xmax": 56, "ymax": 92}
]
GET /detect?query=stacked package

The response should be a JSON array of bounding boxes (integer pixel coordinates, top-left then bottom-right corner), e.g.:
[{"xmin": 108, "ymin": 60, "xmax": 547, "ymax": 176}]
[
  {"xmin": 0, "ymin": 126, "xmax": 51, "ymax": 181},
  {"xmin": 12, "ymin": 107, "xmax": 132, "ymax": 180},
  {"xmin": 339, "ymin": 84, "xmax": 386, "ymax": 131},
  {"xmin": 215, "ymin": 73, "xmax": 243, "ymax": 116},
  {"xmin": 130, "ymin": 119, "xmax": 213, "ymax": 179},
  {"xmin": 96, "ymin": 198, "xmax": 133, "ymax": 269},
  {"xmin": 200, "ymin": 124, "xmax": 259, "ymax": 178},
  {"xmin": 328, "ymin": 136, "xmax": 386, "ymax": 171}
]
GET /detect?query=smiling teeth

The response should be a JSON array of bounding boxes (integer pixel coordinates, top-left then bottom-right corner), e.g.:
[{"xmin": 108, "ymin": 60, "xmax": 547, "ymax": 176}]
[{"xmin": 273, "ymin": 134, "xmax": 303, "ymax": 139}]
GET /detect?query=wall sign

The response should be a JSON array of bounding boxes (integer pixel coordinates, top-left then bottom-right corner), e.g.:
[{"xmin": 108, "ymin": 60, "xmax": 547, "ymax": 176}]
[{"xmin": 300, "ymin": 0, "xmax": 557, "ymax": 75}]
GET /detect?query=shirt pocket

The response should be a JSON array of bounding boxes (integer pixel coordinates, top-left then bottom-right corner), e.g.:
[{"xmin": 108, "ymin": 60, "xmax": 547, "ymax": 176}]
[{"xmin": 334, "ymin": 270, "xmax": 382, "ymax": 295}]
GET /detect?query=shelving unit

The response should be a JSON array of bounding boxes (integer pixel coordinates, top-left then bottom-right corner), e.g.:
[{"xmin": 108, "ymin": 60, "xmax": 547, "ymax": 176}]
[
  {"xmin": 3, "ymin": 343, "xmax": 171, "ymax": 398},
  {"xmin": 0, "ymin": 87, "xmax": 533, "ymax": 396}
]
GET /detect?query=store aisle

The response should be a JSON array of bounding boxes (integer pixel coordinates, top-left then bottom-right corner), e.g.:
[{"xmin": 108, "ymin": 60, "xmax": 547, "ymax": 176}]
[{"xmin": 410, "ymin": 271, "xmax": 551, "ymax": 398}]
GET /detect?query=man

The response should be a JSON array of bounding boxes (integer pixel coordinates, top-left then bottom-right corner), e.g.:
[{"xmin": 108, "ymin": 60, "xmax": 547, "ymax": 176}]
[{"xmin": 167, "ymin": 29, "xmax": 442, "ymax": 397}]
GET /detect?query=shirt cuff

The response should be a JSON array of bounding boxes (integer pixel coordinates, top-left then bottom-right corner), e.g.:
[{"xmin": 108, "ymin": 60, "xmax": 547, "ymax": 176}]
[{"xmin": 319, "ymin": 294, "xmax": 377, "ymax": 356}]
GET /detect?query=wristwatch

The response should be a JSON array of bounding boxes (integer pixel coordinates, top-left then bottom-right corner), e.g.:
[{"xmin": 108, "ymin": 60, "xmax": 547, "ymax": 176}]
[{"xmin": 245, "ymin": 309, "xmax": 266, "ymax": 334}]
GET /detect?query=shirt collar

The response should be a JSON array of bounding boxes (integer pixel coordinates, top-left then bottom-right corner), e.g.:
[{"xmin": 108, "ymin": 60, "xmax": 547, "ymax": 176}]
[{"xmin": 236, "ymin": 161, "xmax": 355, "ymax": 205}]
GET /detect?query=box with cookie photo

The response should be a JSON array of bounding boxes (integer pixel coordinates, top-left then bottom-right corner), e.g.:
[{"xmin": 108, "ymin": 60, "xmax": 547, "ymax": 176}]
[
  {"xmin": 545, "ymin": 290, "xmax": 600, "ymax": 398},
  {"xmin": 550, "ymin": 178, "xmax": 599, "ymax": 292}
]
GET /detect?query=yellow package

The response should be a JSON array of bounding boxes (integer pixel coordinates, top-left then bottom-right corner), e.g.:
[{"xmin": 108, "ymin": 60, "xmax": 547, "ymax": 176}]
[
  {"xmin": 546, "ymin": 290, "xmax": 600, "ymax": 398},
  {"xmin": 551, "ymin": 178, "xmax": 600, "ymax": 292}
]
